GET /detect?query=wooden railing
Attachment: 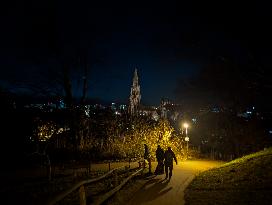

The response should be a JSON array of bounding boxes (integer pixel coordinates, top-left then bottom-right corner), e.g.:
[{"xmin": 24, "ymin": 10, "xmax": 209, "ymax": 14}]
[
  {"xmin": 45, "ymin": 160, "xmax": 145, "ymax": 205},
  {"xmin": 94, "ymin": 168, "xmax": 143, "ymax": 205}
]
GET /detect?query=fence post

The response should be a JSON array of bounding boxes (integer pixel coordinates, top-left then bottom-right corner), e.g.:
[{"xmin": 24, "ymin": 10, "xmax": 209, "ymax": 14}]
[
  {"xmin": 79, "ymin": 185, "xmax": 86, "ymax": 205},
  {"xmin": 114, "ymin": 170, "xmax": 118, "ymax": 187},
  {"xmin": 88, "ymin": 161, "xmax": 91, "ymax": 175},
  {"xmin": 47, "ymin": 165, "xmax": 52, "ymax": 181},
  {"xmin": 148, "ymin": 159, "xmax": 152, "ymax": 174},
  {"xmin": 45, "ymin": 154, "xmax": 52, "ymax": 181},
  {"xmin": 108, "ymin": 161, "xmax": 111, "ymax": 171}
]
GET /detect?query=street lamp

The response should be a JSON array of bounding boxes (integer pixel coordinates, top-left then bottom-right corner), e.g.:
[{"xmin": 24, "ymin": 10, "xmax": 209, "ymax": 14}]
[
  {"xmin": 185, "ymin": 135, "xmax": 189, "ymax": 156},
  {"xmin": 183, "ymin": 122, "xmax": 190, "ymax": 159},
  {"xmin": 183, "ymin": 123, "xmax": 189, "ymax": 136}
]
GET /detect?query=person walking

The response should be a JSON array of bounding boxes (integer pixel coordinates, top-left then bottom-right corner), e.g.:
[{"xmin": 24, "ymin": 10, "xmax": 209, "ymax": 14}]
[
  {"xmin": 143, "ymin": 144, "xmax": 151, "ymax": 173},
  {"xmin": 164, "ymin": 146, "xmax": 177, "ymax": 180},
  {"xmin": 144, "ymin": 144, "xmax": 150, "ymax": 160},
  {"xmin": 155, "ymin": 145, "xmax": 164, "ymax": 175}
]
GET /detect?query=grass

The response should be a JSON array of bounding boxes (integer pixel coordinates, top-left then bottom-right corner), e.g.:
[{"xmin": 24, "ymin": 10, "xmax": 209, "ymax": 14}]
[{"xmin": 185, "ymin": 148, "xmax": 272, "ymax": 205}]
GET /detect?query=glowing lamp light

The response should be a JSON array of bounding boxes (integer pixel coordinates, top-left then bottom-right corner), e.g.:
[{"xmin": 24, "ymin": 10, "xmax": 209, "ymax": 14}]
[
  {"xmin": 183, "ymin": 123, "xmax": 189, "ymax": 129},
  {"xmin": 185, "ymin": 136, "xmax": 189, "ymax": 142}
]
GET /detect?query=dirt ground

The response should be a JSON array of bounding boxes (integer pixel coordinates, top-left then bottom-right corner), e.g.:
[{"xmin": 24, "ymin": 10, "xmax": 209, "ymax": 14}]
[{"xmin": 0, "ymin": 161, "xmax": 139, "ymax": 205}]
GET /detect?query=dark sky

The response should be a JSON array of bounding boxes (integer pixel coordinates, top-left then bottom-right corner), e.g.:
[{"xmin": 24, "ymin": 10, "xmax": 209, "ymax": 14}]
[{"xmin": 0, "ymin": 2, "xmax": 271, "ymax": 105}]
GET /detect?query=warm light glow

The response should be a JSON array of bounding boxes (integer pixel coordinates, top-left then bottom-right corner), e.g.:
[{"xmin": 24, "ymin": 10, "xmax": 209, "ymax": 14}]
[{"xmin": 183, "ymin": 123, "xmax": 189, "ymax": 128}]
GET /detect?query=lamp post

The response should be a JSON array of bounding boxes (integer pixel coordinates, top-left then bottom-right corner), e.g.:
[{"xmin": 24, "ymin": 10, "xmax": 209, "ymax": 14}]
[
  {"xmin": 183, "ymin": 123, "xmax": 189, "ymax": 136},
  {"xmin": 183, "ymin": 123, "xmax": 189, "ymax": 159}
]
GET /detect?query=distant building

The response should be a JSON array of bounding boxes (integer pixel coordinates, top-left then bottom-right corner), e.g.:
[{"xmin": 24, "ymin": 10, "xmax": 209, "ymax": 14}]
[
  {"xmin": 138, "ymin": 105, "xmax": 159, "ymax": 121},
  {"xmin": 157, "ymin": 98, "xmax": 184, "ymax": 123},
  {"xmin": 111, "ymin": 102, "xmax": 117, "ymax": 111},
  {"xmin": 160, "ymin": 98, "xmax": 171, "ymax": 118},
  {"xmin": 161, "ymin": 98, "xmax": 171, "ymax": 106},
  {"xmin": 110, "ymin": 102, "xmax": 128, "ymax": 115}
]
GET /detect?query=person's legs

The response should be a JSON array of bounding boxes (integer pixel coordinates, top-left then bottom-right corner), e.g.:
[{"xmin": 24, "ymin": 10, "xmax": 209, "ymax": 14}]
[
  {"xmin": 169, "ymin": 164, "xmax": 173, "ymax": 180},
  {"xmin": 155, "ymin": 160, "xmax": 160, "ymax": 175},
  {"xmin": 165, "ymin": 165, "xmax": 169, "ymax": 179},
  {"xmin": 159, "ymin": 160, "xmax": 164, "ymax": 174}
]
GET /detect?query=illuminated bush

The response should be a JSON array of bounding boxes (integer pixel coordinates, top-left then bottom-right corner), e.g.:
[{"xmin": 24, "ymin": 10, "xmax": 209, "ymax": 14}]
[{"xmin": 100, "ymin": 116, "xmax": 185, "ymax": 160}]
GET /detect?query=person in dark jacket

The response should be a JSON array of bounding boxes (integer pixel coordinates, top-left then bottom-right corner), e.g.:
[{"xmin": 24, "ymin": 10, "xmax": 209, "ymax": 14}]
[
  {"xmin": 143, "ymin": 144, "xmax": 151, "ymax": 173},
  {"xmin": 155, "ymin": 145, "xmax": 165, "ymax": 175},
  {"xmin": 164, "ymin": 147, "xmax": 177, "ymax": 180},
  {"xmin": 144, "ymin": 144, "xmax": 150, "ymax": 160}
]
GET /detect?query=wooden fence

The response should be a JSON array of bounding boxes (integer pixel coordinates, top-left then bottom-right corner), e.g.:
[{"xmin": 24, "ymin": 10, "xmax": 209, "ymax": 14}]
[{"xmin": 45, "ymin": 160, "xmax": 145, "ymax": 205}]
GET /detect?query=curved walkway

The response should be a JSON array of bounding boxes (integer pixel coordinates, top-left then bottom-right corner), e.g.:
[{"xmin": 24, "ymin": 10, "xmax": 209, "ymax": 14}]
[{"xmin": 128, "ymin": 160, "xmax": 223, "ymax": 205}]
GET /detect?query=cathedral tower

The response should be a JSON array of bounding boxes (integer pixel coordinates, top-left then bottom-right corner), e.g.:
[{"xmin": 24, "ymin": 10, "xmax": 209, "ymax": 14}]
[{"xmin": 129, "ymin": 68, "xmax": 141, "ymax": 115}]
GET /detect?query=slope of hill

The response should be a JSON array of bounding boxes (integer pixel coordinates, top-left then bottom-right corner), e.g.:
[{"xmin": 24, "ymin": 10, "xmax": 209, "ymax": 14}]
[{"xmin": 185, "ymin": 148, "xmax": 272, "ymax": 205}]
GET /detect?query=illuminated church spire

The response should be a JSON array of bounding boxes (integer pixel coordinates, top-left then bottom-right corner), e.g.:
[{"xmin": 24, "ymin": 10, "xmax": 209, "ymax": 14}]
[{"xmin": 129, "ymin": 68, "xmax": 141, "ymax": 115}]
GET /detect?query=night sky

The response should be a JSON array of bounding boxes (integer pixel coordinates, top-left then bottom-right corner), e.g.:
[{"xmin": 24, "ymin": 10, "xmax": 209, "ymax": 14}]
[{"xmin": 1, "ymin": 2, "xmax": 271, "ymax": 105}]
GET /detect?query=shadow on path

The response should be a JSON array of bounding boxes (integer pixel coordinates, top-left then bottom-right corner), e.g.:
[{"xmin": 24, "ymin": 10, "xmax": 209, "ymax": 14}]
[{"xmin": 129, "ymin": 178, "xmax": 173, "ymax": 204}]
